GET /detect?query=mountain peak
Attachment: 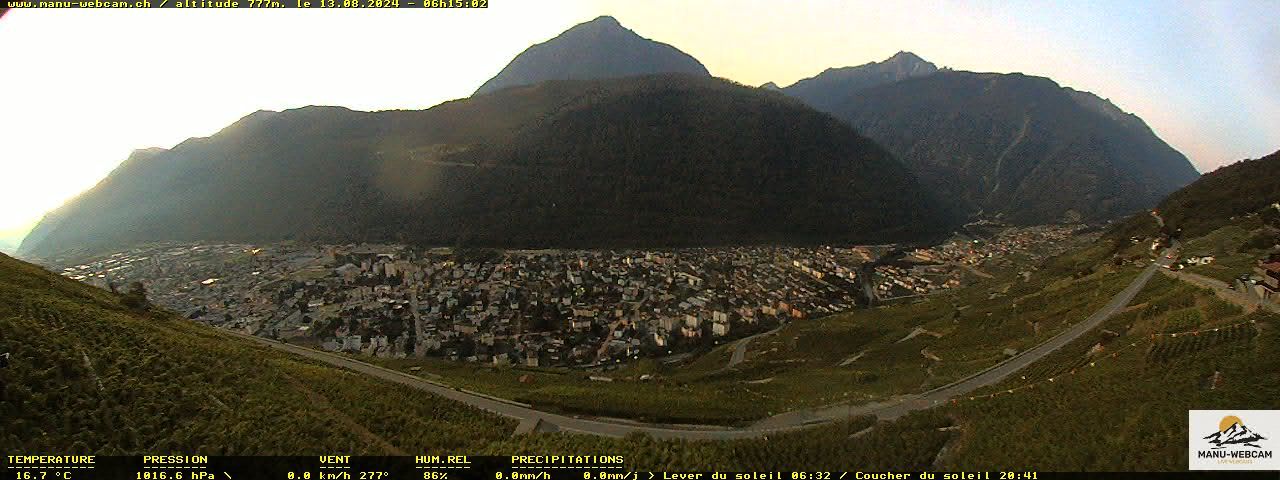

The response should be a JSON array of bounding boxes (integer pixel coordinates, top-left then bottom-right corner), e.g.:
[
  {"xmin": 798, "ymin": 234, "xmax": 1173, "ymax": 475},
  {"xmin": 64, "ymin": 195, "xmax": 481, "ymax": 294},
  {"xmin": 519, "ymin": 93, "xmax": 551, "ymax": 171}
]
[
  {"xmin": 779, "ymin": 51, "xmax": 939, "ymax": 107},
  {"xmin": 879, "ymin": 51, "xmax": 936, "ymax": 76},
  {"xmin": 887, "ymin": 51, "xmax": 926, "ymax": 63},
  {"xmin": 473, "ymin": 16, "xmax": 709, "ymax": 95},
  {"xmin": 586, "ymin": 15, "xmax": 622, "ymax": 27},
  {"xmin": 562, "ymin": 15, "xmax": 628, "ymax": 37}
]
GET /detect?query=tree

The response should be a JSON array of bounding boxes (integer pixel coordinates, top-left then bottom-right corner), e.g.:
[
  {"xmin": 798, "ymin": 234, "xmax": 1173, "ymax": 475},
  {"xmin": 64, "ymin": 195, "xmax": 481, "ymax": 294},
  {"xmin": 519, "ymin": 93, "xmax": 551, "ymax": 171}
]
[{"xmin": 121, "ymin": 282, "xmax": 149, "ymax": 311}]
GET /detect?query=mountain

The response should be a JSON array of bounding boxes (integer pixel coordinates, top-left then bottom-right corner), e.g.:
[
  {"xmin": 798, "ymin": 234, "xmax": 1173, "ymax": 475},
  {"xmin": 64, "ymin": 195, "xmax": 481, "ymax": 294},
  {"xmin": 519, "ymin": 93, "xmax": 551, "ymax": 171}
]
[
  {"xmin": 780, "ymin": 54, "xmax": 1200, "ymax": 224},
  {"xmin": 19, "ymin": 75, "xmax": 954, "ymax": 260},
  {"xmin": 474, "ymin": 16, "xmax": 710, "ymax": 96},
  {"xmin": 782, "ymin": 51, "xmax": 939, "ymax": 110},
  {"xmin": 1204, "ymin": 421, "xmax": 1267, "ymax": 449},
  {"xmin": 1146, "ymin": 150, "xmax": 1280, "ymax": 238},
  {"xmin": 0, "ymin": 237, "xmax": 18, "ymax": 254}
]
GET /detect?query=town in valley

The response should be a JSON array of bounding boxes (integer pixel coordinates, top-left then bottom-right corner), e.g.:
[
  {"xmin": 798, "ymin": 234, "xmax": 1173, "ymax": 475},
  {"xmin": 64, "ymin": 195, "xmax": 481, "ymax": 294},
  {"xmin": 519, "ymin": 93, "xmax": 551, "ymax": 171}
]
[{"xmin": 53, "ymin": 224, "xmax": 1090, "ymax": 368}]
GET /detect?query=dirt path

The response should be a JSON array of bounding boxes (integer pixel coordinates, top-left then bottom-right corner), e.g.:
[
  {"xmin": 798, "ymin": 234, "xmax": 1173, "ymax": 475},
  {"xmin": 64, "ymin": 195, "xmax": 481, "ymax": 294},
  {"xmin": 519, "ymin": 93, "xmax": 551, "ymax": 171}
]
[
  {"xmin": 1164, "ymin": 270, "xmax": 1279, "ymax": 314},
  {"xmin": 949, "ymin": 262, "xmax": 994, "ymax": 279},
  {"xmin": 715, "ymin": 323, "xmax": 787, "ymax": 373}
]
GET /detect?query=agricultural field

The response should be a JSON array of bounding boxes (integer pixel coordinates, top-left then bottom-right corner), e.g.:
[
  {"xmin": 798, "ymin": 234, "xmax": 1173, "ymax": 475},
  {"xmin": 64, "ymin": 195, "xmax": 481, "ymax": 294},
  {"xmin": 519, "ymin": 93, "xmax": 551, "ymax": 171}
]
[
  {"xmin": 1179, "ymin": 219, "xmax": 1278, "ymax": 283},
  {"xmin": 482, "ymin": 413, "xmax": 955, "ymax": 471},
  {"xmin": 939, "ymin": 273, "xmax": 1278, "ymax": 470},
  {"xmin": 365, "ymin": 242, "xmax": 1146, "ymax": 425},
  {"xmin": 0, "ymin": 254, "xmax": 517, "ymax": 454},
  {"xmin": 479, "ymin": 267, "xmax": 1277, "ymax": 472}
]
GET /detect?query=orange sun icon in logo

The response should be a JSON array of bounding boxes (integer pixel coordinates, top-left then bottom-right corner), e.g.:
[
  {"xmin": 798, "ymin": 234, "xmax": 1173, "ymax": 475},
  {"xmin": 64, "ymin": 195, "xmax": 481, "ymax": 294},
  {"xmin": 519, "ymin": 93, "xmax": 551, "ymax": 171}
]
[{"xmin": 1220, "ymin": 415, "xmax": 1244, "ymax": 432}]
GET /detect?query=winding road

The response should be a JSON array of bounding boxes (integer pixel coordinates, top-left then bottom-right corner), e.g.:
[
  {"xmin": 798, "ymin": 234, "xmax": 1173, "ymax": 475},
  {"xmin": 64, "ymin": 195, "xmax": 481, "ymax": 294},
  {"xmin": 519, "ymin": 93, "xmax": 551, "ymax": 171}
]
[
  {"xmin": 711, "ymin": 323, "xmax": 787, "ymax": 374},
  {"xmin": 222, "ymin": 247, "xmax": 1176, "ymax": 440}
]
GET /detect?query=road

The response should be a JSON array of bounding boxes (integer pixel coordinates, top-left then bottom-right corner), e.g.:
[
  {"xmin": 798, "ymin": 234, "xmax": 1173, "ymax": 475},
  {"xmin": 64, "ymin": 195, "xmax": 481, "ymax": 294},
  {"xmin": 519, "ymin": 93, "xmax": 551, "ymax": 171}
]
[
  {"xmin": 949, "ymin": 261, "xmax": 994, "ymax": 279},
  {"xmin": 714, "ymin": 323, "xmax": 787, "ymax": 373},
  {"xmin": 752, "ymin": 245, "xmax": 1175, "ymax": 429},
  {"xmin": 1164, "ymin": 269, "xmax": 1279, "ymax": 314},
  {"xmin": 221, "ymin": 247, "xmax": 1175, "ymax": 440},
  {"xmin": 727, "ymin": 338, "xmax": 749, "ymax": 368}
]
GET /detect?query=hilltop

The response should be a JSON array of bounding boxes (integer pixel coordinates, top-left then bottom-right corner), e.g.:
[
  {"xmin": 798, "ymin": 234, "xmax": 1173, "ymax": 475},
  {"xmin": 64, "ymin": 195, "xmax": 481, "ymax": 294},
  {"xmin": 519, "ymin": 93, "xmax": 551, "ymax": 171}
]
[
  {"xmin": 1150, "ymin": 149, "xmax": 1280, "ymax": 238},
  {"xmin": 19, "ymin": 75, "xmax": 954, "ymax": 260},
  {"xmin": 1108, "ymin": 149, "xmax": 1280, "ymax": 284},
  {"xmin": 474, "ymin": 16, "xmax": 710, "ymax": 95},
  {"xmin": 782, "ymin": 51, "xmax": 939, "ymax": 109}
]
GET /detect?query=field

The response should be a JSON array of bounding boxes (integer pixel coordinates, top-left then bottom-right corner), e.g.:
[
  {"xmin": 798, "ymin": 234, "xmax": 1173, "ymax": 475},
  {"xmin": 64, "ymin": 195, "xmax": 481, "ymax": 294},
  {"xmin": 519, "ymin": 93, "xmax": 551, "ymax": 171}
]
[
  {"xmin": 1178, "ymin": 220, "xmax": 1277, "ymax": 283},
  {"xmin": 364, "ymin": 243, "xmax": 1144, "ymax": 425},
  {"xmin": 939, "ymin": 273, "xmax": 1278, "ymax": 470},
  {"xmin": 0, "ymin": 254, "xmax": 517, "ymax": 454},
  {"xmin": 462, "ymin": 270, "xmax": 1277, "ymax": 471},
  {"xmin": 482, "ymin": 413, "xmax": 955, "ymax": 471},
  {"xmin": 5, "ymin": 223, "xmax": 1277, "ymax": 472}
]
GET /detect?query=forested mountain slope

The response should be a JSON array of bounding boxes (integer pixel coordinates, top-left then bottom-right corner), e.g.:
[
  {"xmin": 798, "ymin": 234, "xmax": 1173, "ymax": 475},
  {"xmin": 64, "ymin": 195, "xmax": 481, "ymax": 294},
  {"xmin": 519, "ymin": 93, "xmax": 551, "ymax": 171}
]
[
  {"xmin": 20, "ymin": 75, "xmax": 954, "ymax": 260},
  {"xmin": 780, "ymin": 54, "xmax": 1200, "ymax": 224}
]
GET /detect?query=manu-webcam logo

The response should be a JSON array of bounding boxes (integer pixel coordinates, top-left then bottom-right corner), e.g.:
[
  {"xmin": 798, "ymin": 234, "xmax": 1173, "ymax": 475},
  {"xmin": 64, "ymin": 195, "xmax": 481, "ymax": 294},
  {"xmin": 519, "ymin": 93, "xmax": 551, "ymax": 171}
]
[{"xmin": 1190, "ymin": 410, "xmax": 1279, "ymax": 470}]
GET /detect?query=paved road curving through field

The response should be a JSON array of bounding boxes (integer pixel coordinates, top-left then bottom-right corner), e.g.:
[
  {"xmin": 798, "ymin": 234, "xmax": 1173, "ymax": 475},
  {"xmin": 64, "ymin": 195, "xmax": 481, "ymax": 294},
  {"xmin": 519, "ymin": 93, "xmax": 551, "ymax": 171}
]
[{"xmin": 223, "ymin": 246, "xmax": 1176, "ymax": 439}]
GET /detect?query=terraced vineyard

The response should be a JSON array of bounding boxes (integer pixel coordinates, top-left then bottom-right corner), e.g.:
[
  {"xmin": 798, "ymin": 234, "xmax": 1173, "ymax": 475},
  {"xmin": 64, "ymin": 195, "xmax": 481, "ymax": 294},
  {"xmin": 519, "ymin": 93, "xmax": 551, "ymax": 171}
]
[
  {"xmin": 368, "ymin": 245, "xmax": 1145, "ymax": 424},
  {"xmin": 941, "ymin": 273, "xmax": 1279, "ymax": 470},
  {"xmin": 0, "ymin": 252, "xmax": 963, "ymax": 468},
  {"xmin": 480, "ymin": 413, "xmax": 956, "ymax": 471},
  {"xmin": 0, "ymin": 253, "xmax": 517, "ymax": 454},
  {"xmin": 4, "ymin": 232, "xmax": 1274, "ymax": 472}
]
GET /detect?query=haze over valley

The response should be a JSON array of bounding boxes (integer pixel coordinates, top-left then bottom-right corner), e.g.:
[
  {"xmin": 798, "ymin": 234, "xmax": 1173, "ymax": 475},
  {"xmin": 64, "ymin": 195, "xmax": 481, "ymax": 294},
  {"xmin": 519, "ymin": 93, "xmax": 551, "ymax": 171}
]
[{"xmin": 3, "ymin": 3, "xmax": 1279, "ymax": 472}]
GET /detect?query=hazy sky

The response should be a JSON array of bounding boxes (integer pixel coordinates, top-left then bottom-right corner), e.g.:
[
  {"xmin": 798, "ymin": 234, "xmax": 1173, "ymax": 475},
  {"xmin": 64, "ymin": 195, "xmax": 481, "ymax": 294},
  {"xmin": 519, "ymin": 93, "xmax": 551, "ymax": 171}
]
[{"xmin": 1, "ymin": 0, "xmax": 1277, "ymax": 252}]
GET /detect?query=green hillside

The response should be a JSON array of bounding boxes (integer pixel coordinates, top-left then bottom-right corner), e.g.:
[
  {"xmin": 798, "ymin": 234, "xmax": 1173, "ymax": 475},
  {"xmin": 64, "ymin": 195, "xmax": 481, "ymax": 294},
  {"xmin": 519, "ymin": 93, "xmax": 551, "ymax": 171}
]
[
  {"xmin": 0, "ymin": 253, "xmax": 516, "ymax": 454},
  {"xmin": 1107, "ymin": 149, "xmax": 1280, "ymax": 268},
  {"xmin": 0, "ymin": 251, "xmax": 960, "ymax": 469},
  {"xmin": 1152, "ymin": 149, "xmax": 1280, "ymax": 239},
  {"xmin": 943, "ymin": 273, "xmax": 1277, "ymax": 470}
]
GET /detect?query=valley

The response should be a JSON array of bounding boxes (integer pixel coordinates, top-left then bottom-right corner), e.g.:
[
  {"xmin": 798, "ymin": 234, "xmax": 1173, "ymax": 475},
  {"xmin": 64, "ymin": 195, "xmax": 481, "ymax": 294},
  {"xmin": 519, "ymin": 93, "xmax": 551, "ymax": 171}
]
[
  {"xmin": 38, "ymin": 223, "xmax": 1147, "ymax": 426},
  {"xmin": 4, "ymin": 7, "xmax": 1278, "ymax": 474}
]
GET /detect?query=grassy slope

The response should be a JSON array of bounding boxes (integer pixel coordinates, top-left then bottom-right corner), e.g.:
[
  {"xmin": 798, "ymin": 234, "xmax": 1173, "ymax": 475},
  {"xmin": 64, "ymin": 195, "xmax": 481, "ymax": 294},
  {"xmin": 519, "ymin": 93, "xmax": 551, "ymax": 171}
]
[
  {"xmin": 1178, "ymin": 217, "xmax": 1278, "ymax": 283},
  {"xmin": 365, "ymin": 241, "xmax": 1142, "ymax": 425},
  {"xmin": 469, "ymin": 268, "xmax": 1276, "ymax": 471},
  {"xmin": 7, "ymin": 224, "xmax": 1273, "ymax": 470},
  {"xmin": 942, "ymin": 273, "xmax": 1277, "ymax": 470},
  {"xmin": 483, "ymin": 414, "xmax": 954, "ymax": 471},
  {"xmin": 0, "ymin": 253, "xmax": 516, "ymax": 454}
]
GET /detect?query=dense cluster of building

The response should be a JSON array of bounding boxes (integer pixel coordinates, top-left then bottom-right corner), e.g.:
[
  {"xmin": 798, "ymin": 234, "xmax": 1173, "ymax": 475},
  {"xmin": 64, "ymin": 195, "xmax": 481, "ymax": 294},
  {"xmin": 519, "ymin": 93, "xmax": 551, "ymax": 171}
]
[
  {"xmin": 54, "ymin": 225, "xmax": 1087, "ymax": 366},
  {"xmin": 875, "ymin": 224, "xmax": 1090, "ymax": 299},
  {"xmin": 60, "ymin": 244, "xmax": 872, "ymax": 367}
]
